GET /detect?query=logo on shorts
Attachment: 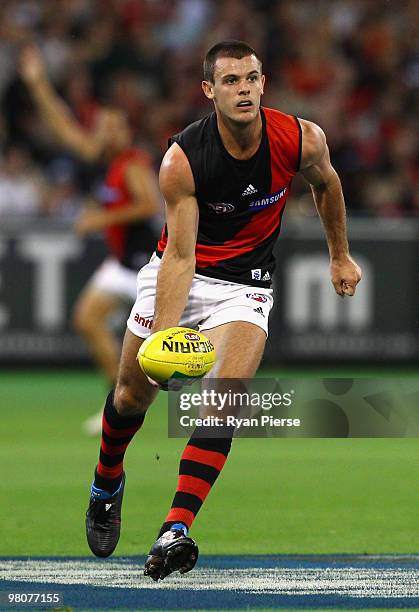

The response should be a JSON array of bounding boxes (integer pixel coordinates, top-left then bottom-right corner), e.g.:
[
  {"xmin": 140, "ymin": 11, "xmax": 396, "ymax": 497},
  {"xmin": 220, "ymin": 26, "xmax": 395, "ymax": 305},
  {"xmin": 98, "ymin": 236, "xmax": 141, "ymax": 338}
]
[
  {"xmin": 246, "ymin": 293, "xmax": 268, "ymax": 303},
  {"xmin": 253, "ymin": 307, "xmax": 265, "ymax": 317},
  {"xmin": 251, "ymin": 269, "xmax": 262, "ymax": 280},
  {"xmin": 262, "ymin": 271, "xmax": 271, "ymax": 281},
  {"xmin": 134, "ymin": 314, "xmax": 153, "ymax": 329},
  {"xmin": 207, "ymin": 202, "xmax": 235, "ymax": 214},
  {"xmin": 184, "ymin": 332, "xmax": 200, "ymax": 341}
]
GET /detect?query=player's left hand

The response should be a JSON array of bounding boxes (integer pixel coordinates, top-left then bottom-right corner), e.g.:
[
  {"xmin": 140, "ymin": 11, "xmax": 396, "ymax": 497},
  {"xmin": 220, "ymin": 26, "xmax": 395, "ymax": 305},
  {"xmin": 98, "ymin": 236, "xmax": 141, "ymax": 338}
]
[{"xmin": 330, "ymin": 254, "xmax": 362, "ymax": 297}]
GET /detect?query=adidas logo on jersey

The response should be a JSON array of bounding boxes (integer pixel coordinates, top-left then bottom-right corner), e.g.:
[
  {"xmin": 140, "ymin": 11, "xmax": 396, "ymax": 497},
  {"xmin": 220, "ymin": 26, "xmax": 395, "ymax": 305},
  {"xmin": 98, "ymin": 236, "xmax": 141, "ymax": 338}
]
[
  {"xmin": 242, "ymin": 184, "xmax": 258, "ymax": 196},
  {"xmin": 253, "ymin": 307, "xmax": 265, "ymax": 318},
  {"xmin": 262, "ymin": 271, "xmax": 271, "ymax": 281}
]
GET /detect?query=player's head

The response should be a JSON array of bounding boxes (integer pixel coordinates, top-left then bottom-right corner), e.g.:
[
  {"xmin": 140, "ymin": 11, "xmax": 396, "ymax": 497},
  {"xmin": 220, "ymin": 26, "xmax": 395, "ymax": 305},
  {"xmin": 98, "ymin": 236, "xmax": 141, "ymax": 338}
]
[
  {"xmin": 93, "ymin": 107, "xmax": 132, "ymax": 157},
  {"xmin": 202, "ymin": 40, "xmax": 264, "ymax": 125}
]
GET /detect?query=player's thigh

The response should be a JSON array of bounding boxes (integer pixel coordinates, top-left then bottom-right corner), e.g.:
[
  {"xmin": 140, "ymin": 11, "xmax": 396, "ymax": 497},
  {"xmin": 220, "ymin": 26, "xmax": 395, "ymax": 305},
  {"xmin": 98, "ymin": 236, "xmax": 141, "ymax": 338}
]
[
  {"xmin": 73, "ymin": 286, "xmax": 120, "ymax": 328},
  {"xmin": 204, "ymin": 321, "xmax": 266, "ymax": 378},
  {"xmin": 198, "ymin": 322, "xmax": 265, "ymax": 419},
  {"xmin": 115, "ymin": 328, "xmax": 158, "ymax": 415}
]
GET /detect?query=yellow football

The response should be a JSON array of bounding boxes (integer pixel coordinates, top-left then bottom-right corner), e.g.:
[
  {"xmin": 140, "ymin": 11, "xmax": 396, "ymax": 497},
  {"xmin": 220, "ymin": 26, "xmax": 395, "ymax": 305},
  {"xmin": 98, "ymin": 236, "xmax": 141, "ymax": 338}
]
[{"xmin": 137, "ymin": 327, "xmax": 216, "ymax": 384}]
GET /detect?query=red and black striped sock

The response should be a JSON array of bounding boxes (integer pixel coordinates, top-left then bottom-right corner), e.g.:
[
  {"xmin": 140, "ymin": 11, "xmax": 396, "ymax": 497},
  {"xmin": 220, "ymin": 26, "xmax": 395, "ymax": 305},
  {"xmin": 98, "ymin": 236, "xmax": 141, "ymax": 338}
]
[
  {"xmin": 158, "ymin": 426, "xmax": 234, "ymax": 536},
  {"xmin": 94, "ymin": 390, "xmax": 145, "ymax": 493}
]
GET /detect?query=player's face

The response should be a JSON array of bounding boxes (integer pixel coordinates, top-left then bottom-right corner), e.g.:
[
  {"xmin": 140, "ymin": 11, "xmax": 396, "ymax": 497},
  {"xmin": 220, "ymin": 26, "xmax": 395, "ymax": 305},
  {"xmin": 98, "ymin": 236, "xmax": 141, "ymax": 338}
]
[
  {"xmin": 202, "ymin": 55, "xmax": 265, "ymax": 125},
  {"xmin": 94, "ymin": 110, "xmax": 131, "ymax": 156}
]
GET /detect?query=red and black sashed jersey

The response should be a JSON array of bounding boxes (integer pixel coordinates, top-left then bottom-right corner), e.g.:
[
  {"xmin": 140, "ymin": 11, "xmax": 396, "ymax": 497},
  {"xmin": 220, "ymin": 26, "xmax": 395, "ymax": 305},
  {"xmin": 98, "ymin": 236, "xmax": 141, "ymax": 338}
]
[{"xmin": 157, "ymin": 107, "xmax": 301, "ymax": 287}]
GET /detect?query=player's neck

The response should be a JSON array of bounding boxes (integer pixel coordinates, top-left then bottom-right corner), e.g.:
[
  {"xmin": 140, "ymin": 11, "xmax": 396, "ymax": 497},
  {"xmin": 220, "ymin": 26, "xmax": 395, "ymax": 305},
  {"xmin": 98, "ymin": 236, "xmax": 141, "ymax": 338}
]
[{"xmin": 216, "ymin": 111, "xmax": 262, "ymax": 160}]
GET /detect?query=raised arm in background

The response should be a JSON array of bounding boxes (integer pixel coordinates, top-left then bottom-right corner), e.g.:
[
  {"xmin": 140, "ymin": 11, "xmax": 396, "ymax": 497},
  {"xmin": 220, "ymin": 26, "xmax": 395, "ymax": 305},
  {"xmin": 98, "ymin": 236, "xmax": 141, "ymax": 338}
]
[{"xmin": 19, "ymin": 46, "xmax": 100, "ymax": 163}]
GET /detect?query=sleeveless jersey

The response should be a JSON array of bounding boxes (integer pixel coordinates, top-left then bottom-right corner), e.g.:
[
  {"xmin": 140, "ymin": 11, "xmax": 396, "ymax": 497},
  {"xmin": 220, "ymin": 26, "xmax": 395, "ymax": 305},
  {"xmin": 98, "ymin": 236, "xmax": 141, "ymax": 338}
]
[
  {"xmin": 156, "ymin": 107, "xmax": 302, "ymax": 287},
  {"xmin": 99, "ymin": 148, "xmax": 158, "ymax": 271}
]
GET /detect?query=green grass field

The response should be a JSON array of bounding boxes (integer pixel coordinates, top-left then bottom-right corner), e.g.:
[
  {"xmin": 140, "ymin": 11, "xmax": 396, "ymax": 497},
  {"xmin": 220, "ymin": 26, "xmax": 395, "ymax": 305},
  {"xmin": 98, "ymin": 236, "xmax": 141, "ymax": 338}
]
[{"xmin": 1, "ymin": 369, "xmax": 418, "ymax": 557}]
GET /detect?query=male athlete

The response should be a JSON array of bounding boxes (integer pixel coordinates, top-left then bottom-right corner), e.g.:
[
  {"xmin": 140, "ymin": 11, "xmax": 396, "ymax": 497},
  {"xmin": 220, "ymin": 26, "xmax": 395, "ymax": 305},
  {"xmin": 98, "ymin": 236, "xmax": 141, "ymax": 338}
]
[
  {"xmin": 19, "ymin": 47, "xmax": 161, "ymax": 434},
  {"xmin": 83, "ymin": 41, "xmax": 362, "ymax": 580}
]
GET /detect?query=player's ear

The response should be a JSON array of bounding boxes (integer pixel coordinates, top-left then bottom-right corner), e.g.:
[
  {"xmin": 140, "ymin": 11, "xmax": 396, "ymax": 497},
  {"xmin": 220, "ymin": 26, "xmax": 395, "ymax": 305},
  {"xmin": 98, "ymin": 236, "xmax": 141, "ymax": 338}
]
[
  {"xmin": 202, "ymin": 80, "xmax": 214, "ymax": 100},
  {"xmin": 261, "ymin": 74, "xmax": 265, "ymax": 96}
]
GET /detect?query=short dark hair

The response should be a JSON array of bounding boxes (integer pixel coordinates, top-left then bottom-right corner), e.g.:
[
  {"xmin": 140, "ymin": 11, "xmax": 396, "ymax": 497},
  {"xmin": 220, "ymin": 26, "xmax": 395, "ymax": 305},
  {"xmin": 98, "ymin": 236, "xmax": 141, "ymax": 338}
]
[{"xmin": 203, "ymin": 40, "xmax": 262, "ymax": 82}]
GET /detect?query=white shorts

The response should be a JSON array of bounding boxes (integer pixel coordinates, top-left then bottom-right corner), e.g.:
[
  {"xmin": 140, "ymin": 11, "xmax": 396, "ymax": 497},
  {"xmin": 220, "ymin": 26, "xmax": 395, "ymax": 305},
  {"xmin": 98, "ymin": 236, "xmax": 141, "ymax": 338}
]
[
  {"xmin": 89, "ymin": 257, "xmax": 138, "ymax": 303},
  {"xmin": 127, "ymin": 254, "xmax": 274, "ymax": 338}
]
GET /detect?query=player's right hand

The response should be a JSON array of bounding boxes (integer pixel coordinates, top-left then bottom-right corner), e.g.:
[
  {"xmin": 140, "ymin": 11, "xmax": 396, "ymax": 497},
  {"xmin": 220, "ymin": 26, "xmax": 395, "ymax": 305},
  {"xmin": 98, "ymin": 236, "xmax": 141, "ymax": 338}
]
[
  {"xmin": 330, "ymin": 254, "xmax": 362, "ymax": 297},
  {"xmin": 145, "ymin": 374, "xmax": 194, "ymax": 392},
  {"xmin": 18, "ymin": 46, "xmax": 47, "ymax": 86}
]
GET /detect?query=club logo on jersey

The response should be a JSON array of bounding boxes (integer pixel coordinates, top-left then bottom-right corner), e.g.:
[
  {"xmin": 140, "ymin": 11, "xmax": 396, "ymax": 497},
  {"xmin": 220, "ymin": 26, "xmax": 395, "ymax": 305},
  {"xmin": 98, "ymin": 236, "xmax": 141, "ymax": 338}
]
[
  {"xmin": 207, "ymin": 202, "xmax": 235, "ymax": 214},
  {"xmin": 248, "ymin": 186, "xmax": 288, "ymax": 211},
  {"xmin": 96, "ymin": 184, "xmax": 123, "ymax": 203},
  {"xmin": 251, "ymin": 269, "xmax": 262, "ymax": 280},
  {"xmin": 246, "ymin": 293, "xmax": 268, "ymax": 303}
]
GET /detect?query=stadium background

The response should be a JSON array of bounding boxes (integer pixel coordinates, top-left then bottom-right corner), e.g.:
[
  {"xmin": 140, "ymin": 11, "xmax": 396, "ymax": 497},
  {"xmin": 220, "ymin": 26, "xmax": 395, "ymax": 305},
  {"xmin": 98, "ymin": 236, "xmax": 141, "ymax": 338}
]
[{"xmin": 0, "ymin": 0, "xmax": 418, "ymax": 609}]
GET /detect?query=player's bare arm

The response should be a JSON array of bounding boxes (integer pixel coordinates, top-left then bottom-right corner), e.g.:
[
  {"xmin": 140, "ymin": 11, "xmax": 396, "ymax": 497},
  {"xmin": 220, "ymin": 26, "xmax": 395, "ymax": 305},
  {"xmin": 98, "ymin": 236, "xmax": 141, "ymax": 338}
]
[
  {"xmin": 19, "ymin": 46, "xmax": 100, "ymax": 162},
  {"xmin": 299, "ymin": 119, "xmax": 362, "ymax": 297},
  {"xmin": 75, "ymin": 161, "xmax": 160, "ymax": 235},
  {"xmin": 152, "ymin": 143, "xmax": 198, "ymax": 332}
]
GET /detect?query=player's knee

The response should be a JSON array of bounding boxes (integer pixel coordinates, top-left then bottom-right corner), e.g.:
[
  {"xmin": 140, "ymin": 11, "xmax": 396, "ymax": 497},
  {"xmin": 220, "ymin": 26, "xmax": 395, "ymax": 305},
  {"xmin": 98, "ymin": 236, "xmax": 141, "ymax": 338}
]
[{"xmin": 114, "ymin": 382, "xmax": 151, "ymax": 417}]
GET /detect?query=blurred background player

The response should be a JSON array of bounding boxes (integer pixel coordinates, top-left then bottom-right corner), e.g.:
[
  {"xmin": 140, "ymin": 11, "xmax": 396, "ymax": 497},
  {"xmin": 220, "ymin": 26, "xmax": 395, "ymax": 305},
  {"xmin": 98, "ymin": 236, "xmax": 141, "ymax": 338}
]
[{"xmin": 19, "ymin": 46, "xmax": 161, "ymax": 434}]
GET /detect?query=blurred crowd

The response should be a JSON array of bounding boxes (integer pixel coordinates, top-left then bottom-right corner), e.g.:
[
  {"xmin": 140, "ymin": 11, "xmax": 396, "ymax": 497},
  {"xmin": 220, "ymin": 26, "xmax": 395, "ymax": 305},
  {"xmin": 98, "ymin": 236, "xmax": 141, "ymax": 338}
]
[{"xmin": 0, "ymin": 0, "xmax": 418, "ymax": 220}]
